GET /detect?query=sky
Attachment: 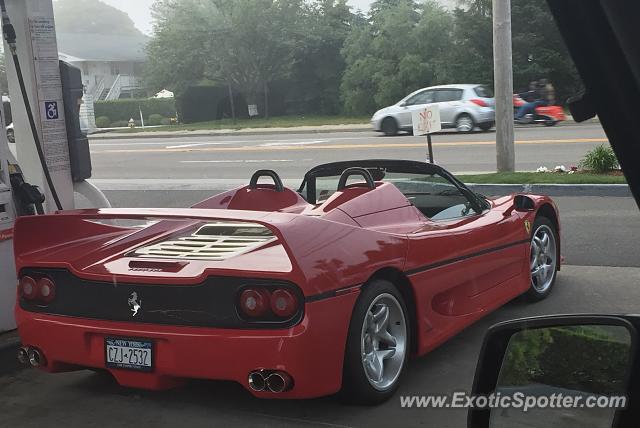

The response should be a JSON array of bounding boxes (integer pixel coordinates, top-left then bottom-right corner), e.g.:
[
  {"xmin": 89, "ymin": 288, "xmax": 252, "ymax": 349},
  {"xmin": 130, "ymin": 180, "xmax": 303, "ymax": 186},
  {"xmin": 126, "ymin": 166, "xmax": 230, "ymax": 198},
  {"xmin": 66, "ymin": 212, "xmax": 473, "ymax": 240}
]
[
  {"xmin": 100, "ymin": 0, "xmax": 456, "ymax": 35},
  {"xmin": 101, "ymin": 0, "xmax": 375, "ymax": 35}
]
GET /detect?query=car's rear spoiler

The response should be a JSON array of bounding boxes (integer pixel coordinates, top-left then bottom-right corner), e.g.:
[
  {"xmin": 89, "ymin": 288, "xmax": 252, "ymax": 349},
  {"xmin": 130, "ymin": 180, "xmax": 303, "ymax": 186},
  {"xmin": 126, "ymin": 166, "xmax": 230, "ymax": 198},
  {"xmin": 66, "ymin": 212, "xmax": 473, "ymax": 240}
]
[
  {"xmin": 12, "ymin": 208, "xmax": 296, "ymax": 263},
  {"xmin": 12, "ymin": 208, "xmax": 408, "ymax": 292}
]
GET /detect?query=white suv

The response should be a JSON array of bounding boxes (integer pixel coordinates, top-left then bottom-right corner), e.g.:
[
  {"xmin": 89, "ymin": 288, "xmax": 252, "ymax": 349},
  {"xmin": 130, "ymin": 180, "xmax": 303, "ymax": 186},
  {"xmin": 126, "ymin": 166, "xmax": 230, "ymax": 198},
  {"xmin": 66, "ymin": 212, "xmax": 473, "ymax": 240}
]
[{"xmin": 371, "ymin": 84, "xmax": 496, "ymax": 135}]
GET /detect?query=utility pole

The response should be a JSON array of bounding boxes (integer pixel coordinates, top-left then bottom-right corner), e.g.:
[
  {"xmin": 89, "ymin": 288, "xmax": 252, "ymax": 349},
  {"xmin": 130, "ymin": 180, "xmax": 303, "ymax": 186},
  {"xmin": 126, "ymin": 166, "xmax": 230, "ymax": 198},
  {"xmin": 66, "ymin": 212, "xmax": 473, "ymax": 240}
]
[
  {"xmin": 492, "ymin": 0, "xmax": 515, "ymax": 172},
  {"xmin": 227, "ymin": 82, "xmax": 236, "ymax": 124}
]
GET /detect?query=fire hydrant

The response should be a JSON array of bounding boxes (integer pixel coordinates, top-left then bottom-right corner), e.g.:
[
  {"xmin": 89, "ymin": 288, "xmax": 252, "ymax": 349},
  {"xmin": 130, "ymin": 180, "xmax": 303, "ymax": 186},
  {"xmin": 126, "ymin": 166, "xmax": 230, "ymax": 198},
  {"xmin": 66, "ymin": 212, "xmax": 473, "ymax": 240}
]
[{"xmin": 128, "ymin": 118, "xmax": 136, "ymax": 128}]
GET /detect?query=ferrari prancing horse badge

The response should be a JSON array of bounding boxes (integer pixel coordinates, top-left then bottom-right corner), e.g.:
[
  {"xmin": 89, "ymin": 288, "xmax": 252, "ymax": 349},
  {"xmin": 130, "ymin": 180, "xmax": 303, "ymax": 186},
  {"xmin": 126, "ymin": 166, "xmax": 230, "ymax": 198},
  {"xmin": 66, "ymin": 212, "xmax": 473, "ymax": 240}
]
[{"xmin": 524, "ymin": 220, "xmax": 532, "ymax": 234}]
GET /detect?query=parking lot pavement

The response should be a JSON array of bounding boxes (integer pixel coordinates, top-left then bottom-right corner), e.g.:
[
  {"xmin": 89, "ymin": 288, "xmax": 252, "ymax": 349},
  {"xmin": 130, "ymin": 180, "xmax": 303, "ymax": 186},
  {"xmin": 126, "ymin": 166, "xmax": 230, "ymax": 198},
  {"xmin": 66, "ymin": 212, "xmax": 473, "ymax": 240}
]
[{"xmin": 2, "ymin": 265, "xmax": 639, "ymax": 428}]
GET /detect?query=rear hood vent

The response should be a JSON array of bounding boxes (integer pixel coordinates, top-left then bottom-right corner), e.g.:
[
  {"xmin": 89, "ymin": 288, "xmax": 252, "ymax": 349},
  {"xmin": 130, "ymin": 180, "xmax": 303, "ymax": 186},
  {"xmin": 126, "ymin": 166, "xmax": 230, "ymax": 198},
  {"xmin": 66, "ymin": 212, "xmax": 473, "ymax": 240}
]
[{"xmin": 132, "ymin": 222, "xmax": 275, "ymax": 261}]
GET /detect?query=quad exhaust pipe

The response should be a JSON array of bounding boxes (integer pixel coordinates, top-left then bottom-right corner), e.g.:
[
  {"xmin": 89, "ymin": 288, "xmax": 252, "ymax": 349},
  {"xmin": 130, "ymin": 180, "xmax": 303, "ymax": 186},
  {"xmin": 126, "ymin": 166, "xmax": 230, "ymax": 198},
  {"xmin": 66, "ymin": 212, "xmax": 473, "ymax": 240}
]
[
  {"xmin": 247, "ymin": 370, "xmax": 292, "ymax": 393},
  {"xmin": 248, "ymin": 371, "xmax": 266, "ymax": 392},
  {"xmin": 17, "ymin": 346, "xmax": 45, "ymax": 368}
]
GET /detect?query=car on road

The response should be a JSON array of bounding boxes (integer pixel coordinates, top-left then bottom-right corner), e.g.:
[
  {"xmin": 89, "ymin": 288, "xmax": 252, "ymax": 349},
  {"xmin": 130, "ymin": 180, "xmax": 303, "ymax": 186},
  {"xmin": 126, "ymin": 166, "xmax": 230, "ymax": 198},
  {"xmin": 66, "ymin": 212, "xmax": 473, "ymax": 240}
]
[
  {"xmin": 371, "ymin": 84, "xmax": 496, "ymax": 136},
  {"xmin": 13, "ymin": 160, "xmax": 559, "ymax": 404}
]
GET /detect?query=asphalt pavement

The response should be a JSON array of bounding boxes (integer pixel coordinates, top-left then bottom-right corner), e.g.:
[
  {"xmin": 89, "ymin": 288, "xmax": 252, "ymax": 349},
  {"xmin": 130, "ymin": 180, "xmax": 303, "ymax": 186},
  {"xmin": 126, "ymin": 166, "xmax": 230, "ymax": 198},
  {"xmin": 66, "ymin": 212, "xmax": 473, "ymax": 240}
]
[{"xmin": 88, "ymin": 122, "xmax": 608, "ymax": 180}]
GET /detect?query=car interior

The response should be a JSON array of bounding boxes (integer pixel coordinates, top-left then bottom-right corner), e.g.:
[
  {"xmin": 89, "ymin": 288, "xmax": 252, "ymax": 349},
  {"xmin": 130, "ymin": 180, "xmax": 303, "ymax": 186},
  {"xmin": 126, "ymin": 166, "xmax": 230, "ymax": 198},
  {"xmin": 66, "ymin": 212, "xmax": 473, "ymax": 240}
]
[{"xmin": 294, "ymin": 160, "xmax": 487, "ymax": 221}]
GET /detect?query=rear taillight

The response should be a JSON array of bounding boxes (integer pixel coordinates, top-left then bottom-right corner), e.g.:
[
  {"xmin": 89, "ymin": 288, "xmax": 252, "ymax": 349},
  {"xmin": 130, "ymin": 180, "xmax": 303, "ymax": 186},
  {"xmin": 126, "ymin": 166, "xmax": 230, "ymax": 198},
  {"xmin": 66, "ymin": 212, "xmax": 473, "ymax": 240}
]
[
  {"xmin": 270, "ymin": 289, "xmax": 297, "ymax": 318},
  {"xmin": 37, "ymin": 277, "xmax": 56, "ymax": 303},
  {"xmin": 238, "ymin": 286, "xmax": 300, "ymax": 321},
  {"xmin": 18, "ymin": 276, "xmax": 37, "ymax": 299},
  {"xmin": 239, "ymin": 288, "xmax": 271, "ymax": 318},
  {"xmin": 18, "ymin": 275, "xmax": 55, "ymax": 304},
  {"xmin": 470, "ymin": 98, "xmax": 489, "ymax": 107}
]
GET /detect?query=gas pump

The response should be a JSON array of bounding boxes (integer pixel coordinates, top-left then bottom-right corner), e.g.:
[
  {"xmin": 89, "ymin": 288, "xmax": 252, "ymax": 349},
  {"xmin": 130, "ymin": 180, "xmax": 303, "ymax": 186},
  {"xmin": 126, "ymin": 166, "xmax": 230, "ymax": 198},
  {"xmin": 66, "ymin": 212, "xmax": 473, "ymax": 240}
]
[
  {"xmin": 0, "ymin": 130, "xmax": 17, "ymax": 332},
  {"xmin": 0, "ymin": 0, "xmax": 109, "ymax": 332}
]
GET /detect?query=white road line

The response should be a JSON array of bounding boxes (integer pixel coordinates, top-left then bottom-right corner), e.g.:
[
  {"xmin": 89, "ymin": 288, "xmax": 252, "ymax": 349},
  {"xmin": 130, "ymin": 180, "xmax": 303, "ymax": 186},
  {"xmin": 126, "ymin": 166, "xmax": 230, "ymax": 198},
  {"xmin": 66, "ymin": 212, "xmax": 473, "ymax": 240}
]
[
  {"xmin": 180, "ymin": 159, "xmax": 300, "ymax": 164},
  {"xmin": 259, "ymin": 140, "xmax": 328, "ymax": 147},
  {"xmin": 91, "ymin": 135, "xmax": 377, "ymax": 149},
  {"xmin": 91, "ymin": 141, "xmax": 187, "ymax": 147}
]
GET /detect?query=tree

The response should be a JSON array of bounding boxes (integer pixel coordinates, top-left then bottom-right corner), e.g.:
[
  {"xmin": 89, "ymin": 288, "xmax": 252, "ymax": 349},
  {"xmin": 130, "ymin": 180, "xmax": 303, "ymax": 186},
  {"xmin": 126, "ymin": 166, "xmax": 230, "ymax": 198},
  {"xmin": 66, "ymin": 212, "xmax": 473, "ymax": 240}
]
[
  {"xmin": 146, "ymin": 0, "xmax": 308, "ymax": 118},
  {"xmin": 448, "ymin": 0, "xmax": 493, "ymax": 86},
  {"xmin": 204, "ymin": 0, "xmax": 306, "ymax": 117},
  {"xmin": 287, "ymin": 0, "xmax": 353, "ymax": 115},
  {"xmin": 510, "ymin": 0, "xmax": 581, "ymax": 103},
  {"xmin": 451, "ymin": 0, "xmax": 581, "ymax": 103},
  {"xmin": 145, "ymin": 0, "xmax": 212, "ymax": 96},
  {"xmin": 53, "ymin": 0, "xmax": 143, "ymax": 35},
  {"xmin": 341, "ymin": 0, "xmax": 454, "ymax": 115}
]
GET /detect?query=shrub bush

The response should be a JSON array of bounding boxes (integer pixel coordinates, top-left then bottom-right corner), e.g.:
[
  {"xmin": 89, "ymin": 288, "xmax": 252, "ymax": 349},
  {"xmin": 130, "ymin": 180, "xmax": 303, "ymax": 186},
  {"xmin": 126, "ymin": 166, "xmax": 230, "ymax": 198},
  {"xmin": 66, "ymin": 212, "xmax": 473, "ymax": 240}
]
[
  {"xmin": 580, "ymin": 144, "xmax": 619, "ymax": 173},
  {"xmin": 110, "ymin": 120, "xmax": 130, "ymax": 128},
  {"xmin": 147, "ymin": 114, "xmax": 164, "ymax": 126},
  {"xmin": 160, "ymin": 117, "xmax": 172, "ymax": 125},
  {"xmin": 95, "ymin": 116, "xmax": 111, "ymax": 128},
  {"xmin": 95, "ymin": 98, "xmax": 176, "ymax": 123}
]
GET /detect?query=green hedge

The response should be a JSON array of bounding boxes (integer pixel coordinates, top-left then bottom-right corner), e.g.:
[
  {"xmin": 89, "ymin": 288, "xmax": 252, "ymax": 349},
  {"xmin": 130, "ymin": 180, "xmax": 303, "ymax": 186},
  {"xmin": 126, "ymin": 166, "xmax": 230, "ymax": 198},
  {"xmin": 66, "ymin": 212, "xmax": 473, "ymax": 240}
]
[
  {"xmin": 500, "ymin": 326, "xmax": 630, "ymax": 394},
  {"xmin": 95, "ymin": 98, "xmax": 177, "ymax": 123},
  {"xmin": 95, "ymin": 116, "xmax": 111, "ymax": 128}
]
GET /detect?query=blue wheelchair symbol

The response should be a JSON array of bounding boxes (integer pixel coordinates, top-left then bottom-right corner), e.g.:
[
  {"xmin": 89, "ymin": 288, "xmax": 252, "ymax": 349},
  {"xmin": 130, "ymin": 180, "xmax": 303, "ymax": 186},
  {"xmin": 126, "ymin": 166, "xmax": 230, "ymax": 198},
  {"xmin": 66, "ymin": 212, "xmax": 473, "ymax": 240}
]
[{"xmin": 44, "ymin": 101, "xmax": 59, "ymax": 120}]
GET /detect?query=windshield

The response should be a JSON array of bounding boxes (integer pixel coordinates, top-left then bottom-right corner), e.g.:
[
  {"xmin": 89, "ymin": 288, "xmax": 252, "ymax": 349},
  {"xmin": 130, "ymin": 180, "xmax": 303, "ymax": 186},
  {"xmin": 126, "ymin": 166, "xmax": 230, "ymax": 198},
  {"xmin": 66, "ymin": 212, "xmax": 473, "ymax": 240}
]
[{"xmin": 299, "ymin": 160, "xmax": 482, "ymax": 220}]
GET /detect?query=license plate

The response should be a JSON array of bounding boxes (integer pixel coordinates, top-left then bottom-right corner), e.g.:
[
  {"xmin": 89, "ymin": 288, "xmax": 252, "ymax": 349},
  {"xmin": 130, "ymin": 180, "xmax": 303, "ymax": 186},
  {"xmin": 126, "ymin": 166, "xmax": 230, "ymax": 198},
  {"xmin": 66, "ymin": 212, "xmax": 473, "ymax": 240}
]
[{"xmin": 105, "ymin": 337, "xmax": 153, "ymax": 372}]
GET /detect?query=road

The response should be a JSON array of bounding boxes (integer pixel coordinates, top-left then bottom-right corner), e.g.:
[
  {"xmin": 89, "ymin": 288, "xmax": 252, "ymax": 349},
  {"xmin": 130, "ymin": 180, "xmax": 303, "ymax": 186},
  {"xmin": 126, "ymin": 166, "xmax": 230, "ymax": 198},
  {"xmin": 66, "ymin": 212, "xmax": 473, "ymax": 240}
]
[{"xmin": 89, "ymin": 123, "xmax": 608, "ymax": 180}]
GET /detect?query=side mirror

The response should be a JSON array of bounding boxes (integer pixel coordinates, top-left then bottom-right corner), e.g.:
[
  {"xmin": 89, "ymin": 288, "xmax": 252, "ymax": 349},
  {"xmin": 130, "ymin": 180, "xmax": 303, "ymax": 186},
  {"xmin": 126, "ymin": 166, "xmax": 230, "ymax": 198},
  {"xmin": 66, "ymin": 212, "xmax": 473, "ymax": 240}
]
[
  {"xmin": 514, "ymin": 194, "xmax": 535, "ymax": 211},
  {"xmin": 503, "ymin": 195, "xmax": 535, "ymax": 217},
  {"xmin": 468, "ymin": 315, "xmax": 639, "ymax": 428}
]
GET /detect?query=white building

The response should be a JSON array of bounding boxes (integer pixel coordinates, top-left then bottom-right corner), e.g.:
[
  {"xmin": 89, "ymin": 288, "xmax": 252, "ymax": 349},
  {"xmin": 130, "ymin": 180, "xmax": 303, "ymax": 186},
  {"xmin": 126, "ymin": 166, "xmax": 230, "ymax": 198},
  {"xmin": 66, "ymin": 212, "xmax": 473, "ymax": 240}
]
[
  {"xmin": 56, "ymin": 32, "xmax": 148, "ymax": 130},
  {"xmin": 57, "ymin": 32, "xmax": 148, "ymax": 102}
]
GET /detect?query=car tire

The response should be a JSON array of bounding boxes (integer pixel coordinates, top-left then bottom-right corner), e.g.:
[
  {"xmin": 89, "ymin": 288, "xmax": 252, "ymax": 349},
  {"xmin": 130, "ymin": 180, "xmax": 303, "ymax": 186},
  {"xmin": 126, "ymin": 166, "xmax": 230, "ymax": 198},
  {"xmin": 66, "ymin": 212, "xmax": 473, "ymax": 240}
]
[
  {"xmin": 479, "ymin": 122, "xmax": 493, "ymax": 132},
  {"xmin": 381, "ymin": 117, "xmax": 399, "ymax": 136},
  {"xmin": 525, "ymin": 216, "xmax": 559, "ymax": 302},
  {"xmin": 455, "ymin": 114, "xmax": 475, "ymax": 132},
  {"xmin": 340, "ymin": 279, "xmax": 409, "ymax": 404}
]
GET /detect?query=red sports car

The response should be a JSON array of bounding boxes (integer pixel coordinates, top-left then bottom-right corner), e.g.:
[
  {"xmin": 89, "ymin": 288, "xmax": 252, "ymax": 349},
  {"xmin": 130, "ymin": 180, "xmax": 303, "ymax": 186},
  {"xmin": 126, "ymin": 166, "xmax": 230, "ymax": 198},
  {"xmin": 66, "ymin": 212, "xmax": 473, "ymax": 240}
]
[{"xmin": 13, "ymin": 160, "xmax": 560, "ymax": 404}]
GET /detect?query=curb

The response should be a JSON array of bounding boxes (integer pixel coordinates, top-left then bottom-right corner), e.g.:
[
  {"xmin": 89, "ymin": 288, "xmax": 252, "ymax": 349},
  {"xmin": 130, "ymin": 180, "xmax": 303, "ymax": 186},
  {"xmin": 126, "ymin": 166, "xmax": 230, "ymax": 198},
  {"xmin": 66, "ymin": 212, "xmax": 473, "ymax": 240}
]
[
  {"xmin": 467, "ymin": 183, "xmax": 631, "ymax": 197},
  {"xmin": 89, "ymin": 125, "xmax": 371, "ymax": 140},
  {"xmin": 0, "ymin": 332, "xmax": 22, "ymax": 375}
]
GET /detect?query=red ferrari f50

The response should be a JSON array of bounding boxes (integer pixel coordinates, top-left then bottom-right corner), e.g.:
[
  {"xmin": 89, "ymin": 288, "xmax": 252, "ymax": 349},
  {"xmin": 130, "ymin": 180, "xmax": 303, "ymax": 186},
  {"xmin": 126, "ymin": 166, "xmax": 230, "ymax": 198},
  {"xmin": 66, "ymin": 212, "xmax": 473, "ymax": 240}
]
[{"xmin": 14, "ymin": 160, "xmax": 560, "ymax": 404}]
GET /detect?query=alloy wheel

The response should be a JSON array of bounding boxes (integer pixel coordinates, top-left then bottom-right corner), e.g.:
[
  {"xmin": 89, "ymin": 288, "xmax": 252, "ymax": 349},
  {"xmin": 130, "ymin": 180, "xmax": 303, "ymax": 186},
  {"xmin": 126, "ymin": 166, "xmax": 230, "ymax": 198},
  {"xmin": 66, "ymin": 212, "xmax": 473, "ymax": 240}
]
[
  {"xmin": 530, "ymin": 224, "xmax": 557, "ymax": 293},
  {"xmin": 360, "ymin": 293, "xmax": 407, "ymax": 391}
]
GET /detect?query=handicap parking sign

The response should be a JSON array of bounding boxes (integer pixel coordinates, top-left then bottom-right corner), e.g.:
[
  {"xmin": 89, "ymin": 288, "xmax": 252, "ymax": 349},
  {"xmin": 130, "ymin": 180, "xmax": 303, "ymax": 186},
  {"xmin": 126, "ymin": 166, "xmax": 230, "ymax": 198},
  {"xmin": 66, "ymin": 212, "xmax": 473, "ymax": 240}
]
[{"xmin": 44, "ymin": 101, "xmax": 59, "ymax": 120}]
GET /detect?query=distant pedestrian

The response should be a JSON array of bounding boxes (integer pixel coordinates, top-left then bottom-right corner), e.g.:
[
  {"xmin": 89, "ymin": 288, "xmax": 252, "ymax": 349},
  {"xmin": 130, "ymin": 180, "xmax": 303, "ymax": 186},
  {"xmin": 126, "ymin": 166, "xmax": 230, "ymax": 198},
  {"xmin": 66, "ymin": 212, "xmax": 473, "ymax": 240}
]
[
  {"xmin": 538, "ymin": 79, "xmax": 556, "ymax": 106},
  {"xmin": 515, "ymin": 80, "xmax": 543, "ymax": 120}
]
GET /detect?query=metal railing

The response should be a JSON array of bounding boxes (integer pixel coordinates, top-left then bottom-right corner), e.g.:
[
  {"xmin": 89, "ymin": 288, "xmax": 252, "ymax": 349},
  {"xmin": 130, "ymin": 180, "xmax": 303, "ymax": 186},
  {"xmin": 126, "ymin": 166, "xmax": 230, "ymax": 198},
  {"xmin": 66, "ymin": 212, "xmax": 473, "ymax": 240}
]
[
  {"xmin": 104, "ymin": 74, "xmax": 122, "ymax": 101},
  {"xmin": 88, "ymin": 77, "xmax": 105, "ymax": 101}
]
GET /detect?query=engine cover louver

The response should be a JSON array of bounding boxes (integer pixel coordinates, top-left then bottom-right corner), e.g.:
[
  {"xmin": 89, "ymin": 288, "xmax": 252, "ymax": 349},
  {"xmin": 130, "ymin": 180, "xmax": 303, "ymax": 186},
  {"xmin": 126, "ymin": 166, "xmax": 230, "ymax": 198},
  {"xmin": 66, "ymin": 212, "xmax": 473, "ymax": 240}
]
[{"xmin": 132, "ymin": 222, "xmax": 275, "ymax": 261}]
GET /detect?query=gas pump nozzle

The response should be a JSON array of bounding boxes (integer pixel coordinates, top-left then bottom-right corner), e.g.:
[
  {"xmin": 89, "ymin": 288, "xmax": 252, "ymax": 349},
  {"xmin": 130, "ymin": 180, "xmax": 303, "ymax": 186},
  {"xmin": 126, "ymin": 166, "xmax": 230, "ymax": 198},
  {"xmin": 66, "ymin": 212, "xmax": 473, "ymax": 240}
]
[{"xmin": 9, "ymin": 170, "xmax": 44, "ymax": 216}]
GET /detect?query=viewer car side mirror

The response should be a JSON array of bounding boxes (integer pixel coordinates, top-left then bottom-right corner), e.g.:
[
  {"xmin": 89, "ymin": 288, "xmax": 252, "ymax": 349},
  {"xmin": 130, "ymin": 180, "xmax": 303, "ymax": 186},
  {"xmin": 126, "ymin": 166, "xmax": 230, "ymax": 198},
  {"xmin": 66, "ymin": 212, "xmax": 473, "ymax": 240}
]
[{"xmin": 468, "ymin": 315, "xmax": 640, "ymax": 428}]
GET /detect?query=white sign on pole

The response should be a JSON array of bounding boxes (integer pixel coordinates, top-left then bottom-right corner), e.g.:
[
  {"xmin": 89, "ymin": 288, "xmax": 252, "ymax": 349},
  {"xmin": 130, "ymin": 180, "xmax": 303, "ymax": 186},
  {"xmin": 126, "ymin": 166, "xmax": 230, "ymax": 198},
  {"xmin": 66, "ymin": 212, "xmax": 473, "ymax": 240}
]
[{"xmin": 412, "ymin": 104, "xmax": 441, "ymax": 136}]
